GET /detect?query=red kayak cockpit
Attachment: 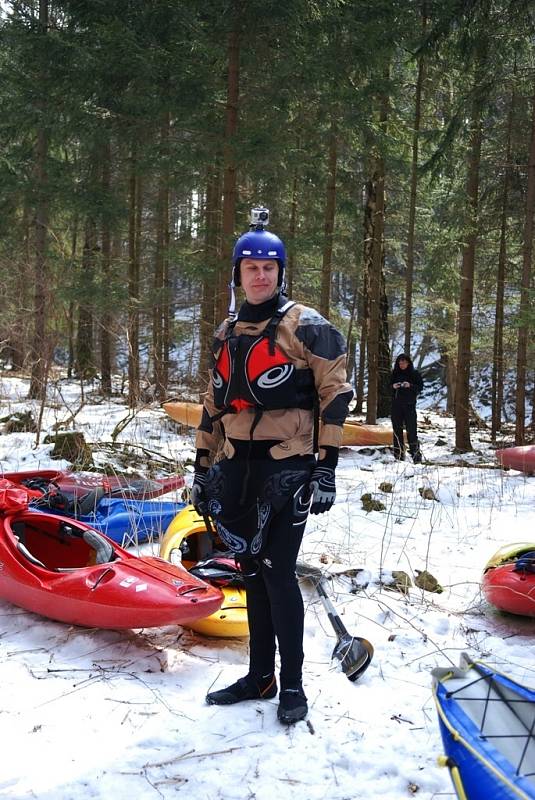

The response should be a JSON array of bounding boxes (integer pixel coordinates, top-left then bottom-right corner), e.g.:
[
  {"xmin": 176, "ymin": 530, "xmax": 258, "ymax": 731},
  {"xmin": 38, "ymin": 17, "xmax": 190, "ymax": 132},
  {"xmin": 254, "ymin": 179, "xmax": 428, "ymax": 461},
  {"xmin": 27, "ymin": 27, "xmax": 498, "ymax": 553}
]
[{"xmin": 7, "ymin": 513, "xmax": 118, "ymax": 572}]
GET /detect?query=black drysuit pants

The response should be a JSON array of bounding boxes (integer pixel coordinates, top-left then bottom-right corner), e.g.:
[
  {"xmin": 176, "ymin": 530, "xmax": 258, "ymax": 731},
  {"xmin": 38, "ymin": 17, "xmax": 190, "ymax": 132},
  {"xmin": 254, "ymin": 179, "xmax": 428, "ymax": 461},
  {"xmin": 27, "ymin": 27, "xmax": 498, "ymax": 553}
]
[
  {"xmin": 391, "ymin": 402, "xmax": 420, "ymax": 460},
  {"xmin": 205, "ymin": 453, "xmax": 313, "ymax": 690},
  {"xmin": 239, "ymin": 494, "xmax": 307, "ymax": 690}
]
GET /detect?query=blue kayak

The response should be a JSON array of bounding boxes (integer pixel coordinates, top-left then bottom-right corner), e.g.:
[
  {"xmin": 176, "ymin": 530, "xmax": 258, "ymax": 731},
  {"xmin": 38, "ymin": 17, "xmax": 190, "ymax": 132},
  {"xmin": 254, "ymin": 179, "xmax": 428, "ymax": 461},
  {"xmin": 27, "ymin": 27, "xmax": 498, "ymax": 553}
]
[
  {"xmin": 31, "ymin": 496, "xmax": 184, "ymax": 547},
  {"xmin": 433, "ymin": 653, "xmax": 535, "ymax": 799}
]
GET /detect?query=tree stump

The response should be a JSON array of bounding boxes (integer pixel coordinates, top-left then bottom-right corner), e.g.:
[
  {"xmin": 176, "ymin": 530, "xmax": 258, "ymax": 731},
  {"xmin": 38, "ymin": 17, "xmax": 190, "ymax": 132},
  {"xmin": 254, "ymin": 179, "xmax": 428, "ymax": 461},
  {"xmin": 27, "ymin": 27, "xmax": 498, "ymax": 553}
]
[
  {"xmin": 3, "ymin": 411, "xmax": 37, "ymax": 433},
  {"xmin": 44, "ymin": 432, "xmax": 94, "ymax": 468}
]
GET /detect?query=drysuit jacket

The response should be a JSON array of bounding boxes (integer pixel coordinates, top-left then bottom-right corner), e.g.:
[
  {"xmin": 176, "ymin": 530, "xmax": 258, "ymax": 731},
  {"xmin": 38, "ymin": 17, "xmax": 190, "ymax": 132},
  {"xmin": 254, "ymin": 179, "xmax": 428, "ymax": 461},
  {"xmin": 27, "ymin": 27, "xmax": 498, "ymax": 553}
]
[{"xmin": 195, "ymin": 293, "xmax": 354, "ymax": 463}]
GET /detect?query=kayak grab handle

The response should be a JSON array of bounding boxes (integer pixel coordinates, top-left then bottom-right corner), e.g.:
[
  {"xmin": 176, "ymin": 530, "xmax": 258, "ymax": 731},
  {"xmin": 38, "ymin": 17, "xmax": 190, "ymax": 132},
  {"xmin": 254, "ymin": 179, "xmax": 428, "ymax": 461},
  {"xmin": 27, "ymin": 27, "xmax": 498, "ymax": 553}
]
[
  {"xmin": 86, "ymin": 567, "xmax": 115, "ymax": 590},
  {"xmin": 176, "ymin": 585, "xmax": 209, "ymax": 596}
]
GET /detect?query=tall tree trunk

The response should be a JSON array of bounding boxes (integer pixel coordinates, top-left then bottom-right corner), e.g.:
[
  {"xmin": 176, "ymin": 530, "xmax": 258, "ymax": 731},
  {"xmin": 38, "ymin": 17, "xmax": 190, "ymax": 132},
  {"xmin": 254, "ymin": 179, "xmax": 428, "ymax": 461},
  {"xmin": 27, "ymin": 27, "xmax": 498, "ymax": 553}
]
[
  {"xmin": 76, "ymin": 146, "xmax": 101, "ymax": 380},
  {"xmin": 354, "ymin": 189, "xmax": 370, "ymax": 416},
  {"xmin": 404, "ymin": 3, "xmax": 427, "ymax": 354},
  {"xmin": 153, "ymin": 112, "xmax": 170, "ymax": 400},
  {"xmin": 199, "ymin": 168, "xmax": 221, "ymax": 383},
  {"xmin": 100, "ymin": 137, "xmax": 112, "ymax": 396},
  {"xmin": 127, "ymin": 144, "xmax": 141, "ymax": 407},
  {"xmin": 76, "ymin": 215, "xmax": 96, "ymax": 378},
  {"xmin": 10, "ymin": 203, "xmax": 31, "ymax": 371},
  {"xmin": 287, "ymin": 163, "xmax": 299, "ymax": 299},
  {"xmin": 355, "ymin": 270, "xmax": 368, "ymax": 415},
  {"xmin": 491, "ymin": 84, "xmax": 514, "ymax": 441},
  {"xmin": 216, "ymin": 12, "xmax": 240, "ymax": 322},
  {"xmin": 346, "ymin": 334, "xmax": 356, "ymax": 385},
  {"xmin": 65, "ymin": 213, "xmax": 78, "ymax": 380},
  {"xmin": 320, "ymin": 119, "xmax": 338, "ymax": 319},
  {"xmin": 455, "ymin": 74, "xmax": 484, "ymax": 451},
  {"xmin": 436, "ymin": 303, "xmax": 457, "ymax": 415},
  {"xmin": 162, "ymin": 230, "xmax": 170, "ymax": 394},
  {"xmin": 443, "ymin": 349, "xmax": 456, "ymax": 415},
  {"xmin": 365, "ymin": 165, "xmax": 385, "ymax": 425},
  {"xmin": 345, "ymin": 264, "xmax": 360, "ymax": 387},
  {"xmin": 28, "ymin": 0, "xmax": 49, "ymax": 400},
  {"xmin": 355, "ymin": 332, "xmax": 367, "ymax": 414},
  {"xmin": 377, "ymin": 272, "xmax": 391, "ymax": 418},
  {"xmin": 515, "ymin": 89, "xmax": 535, "ymax": 444},
  {"xmin": 366, "ymin": 87, "xmax": 388, "ymax": 425}
]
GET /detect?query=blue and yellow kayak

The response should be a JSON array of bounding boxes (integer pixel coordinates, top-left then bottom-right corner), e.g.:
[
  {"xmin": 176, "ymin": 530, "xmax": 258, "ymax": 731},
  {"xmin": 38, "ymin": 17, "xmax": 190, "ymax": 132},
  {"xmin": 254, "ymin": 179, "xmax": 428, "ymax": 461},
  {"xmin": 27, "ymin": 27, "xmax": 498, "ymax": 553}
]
[{"xmin": 433, "ymin": 653, "xmax": 535, "ymax": 799}]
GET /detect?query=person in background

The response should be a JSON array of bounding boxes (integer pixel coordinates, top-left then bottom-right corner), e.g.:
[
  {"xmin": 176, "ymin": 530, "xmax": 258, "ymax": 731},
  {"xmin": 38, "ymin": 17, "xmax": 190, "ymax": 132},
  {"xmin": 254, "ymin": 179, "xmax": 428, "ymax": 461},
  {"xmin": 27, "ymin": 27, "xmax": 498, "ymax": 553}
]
[
  {"xmin": 191, "ymin": 208, "xmax": 353, "ymax": 725},
  {"xmin": 390, "ymin": 353, "xmax": 423, "ymax": 463}
]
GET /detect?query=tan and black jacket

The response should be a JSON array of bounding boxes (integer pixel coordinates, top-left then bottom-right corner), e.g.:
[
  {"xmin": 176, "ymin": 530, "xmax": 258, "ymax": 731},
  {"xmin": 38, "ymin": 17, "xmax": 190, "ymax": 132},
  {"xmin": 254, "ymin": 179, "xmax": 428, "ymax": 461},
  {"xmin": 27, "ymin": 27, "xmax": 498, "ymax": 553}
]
[{"xmin": 196, "ymin": 294, "xmax": 353, "ymax": 464}]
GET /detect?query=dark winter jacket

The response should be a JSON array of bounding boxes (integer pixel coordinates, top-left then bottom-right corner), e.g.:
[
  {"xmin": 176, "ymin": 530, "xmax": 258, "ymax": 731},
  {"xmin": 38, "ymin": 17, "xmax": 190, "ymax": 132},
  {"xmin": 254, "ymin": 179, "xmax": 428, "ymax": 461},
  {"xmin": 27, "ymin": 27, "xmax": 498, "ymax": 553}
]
[{"xmin": 390, "ymin": 354, "xmax": 423, "ymax": 406}]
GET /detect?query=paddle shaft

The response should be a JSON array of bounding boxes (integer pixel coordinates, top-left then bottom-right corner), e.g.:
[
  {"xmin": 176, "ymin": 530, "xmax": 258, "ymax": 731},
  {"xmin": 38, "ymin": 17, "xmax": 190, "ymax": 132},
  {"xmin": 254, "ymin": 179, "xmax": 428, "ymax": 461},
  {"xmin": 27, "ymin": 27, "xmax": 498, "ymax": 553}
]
[
  {"xmin": 295, "ymin": 562, "xmax": 354, "ymax": 639},
  {"xmin": 315, "ymin": 578, "xmax": 351, "ymax": 639}
]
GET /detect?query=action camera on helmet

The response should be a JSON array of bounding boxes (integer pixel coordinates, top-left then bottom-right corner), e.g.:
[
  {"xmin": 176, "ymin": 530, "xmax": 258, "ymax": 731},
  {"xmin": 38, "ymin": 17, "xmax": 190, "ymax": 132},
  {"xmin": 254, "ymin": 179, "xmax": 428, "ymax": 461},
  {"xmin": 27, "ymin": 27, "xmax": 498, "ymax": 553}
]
[{"xmin": 250, "ymin": 206, "xmax": 270, "ymax": 229}]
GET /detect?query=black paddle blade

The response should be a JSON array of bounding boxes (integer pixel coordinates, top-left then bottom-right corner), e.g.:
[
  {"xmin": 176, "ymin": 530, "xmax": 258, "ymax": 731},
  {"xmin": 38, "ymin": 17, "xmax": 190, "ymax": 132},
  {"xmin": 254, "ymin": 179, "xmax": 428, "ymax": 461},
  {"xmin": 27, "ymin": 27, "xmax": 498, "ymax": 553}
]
[{"xmin": 332, "ymin": 633, "xmax": 374, "ymax": 682}]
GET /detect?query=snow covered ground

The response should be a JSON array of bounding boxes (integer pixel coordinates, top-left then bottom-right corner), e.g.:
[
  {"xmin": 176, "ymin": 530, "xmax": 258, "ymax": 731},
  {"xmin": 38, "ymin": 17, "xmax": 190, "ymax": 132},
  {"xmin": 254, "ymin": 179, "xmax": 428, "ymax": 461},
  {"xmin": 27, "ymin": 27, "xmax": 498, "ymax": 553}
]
[{"xmin": 0, "ymin": 375, "xmax": 534, "ymax": 800}]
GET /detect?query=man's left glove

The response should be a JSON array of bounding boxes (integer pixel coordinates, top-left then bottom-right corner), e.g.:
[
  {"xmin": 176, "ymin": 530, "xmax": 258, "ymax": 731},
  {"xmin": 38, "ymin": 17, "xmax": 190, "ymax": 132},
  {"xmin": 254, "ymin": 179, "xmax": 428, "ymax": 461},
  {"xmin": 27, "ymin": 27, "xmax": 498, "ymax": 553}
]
[
  {"xmin": 309, "ymin": 446, "xmax": 338, "ymax": 515},
  {"xmin": 191, "ymin": 449, "xmax": 210, "ymax": 516}
]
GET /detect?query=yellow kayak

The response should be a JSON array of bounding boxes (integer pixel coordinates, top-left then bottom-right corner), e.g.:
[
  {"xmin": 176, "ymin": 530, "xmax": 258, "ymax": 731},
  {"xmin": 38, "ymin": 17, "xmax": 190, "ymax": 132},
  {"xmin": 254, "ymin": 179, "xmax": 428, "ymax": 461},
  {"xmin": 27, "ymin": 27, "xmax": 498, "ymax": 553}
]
[
  {"xmin": 159, "ymin": 505, "xmax": 249, "ymax": 638},
  {"xmin": 162, "ymin": 400, "xmax": 394, "ymax": 447}
]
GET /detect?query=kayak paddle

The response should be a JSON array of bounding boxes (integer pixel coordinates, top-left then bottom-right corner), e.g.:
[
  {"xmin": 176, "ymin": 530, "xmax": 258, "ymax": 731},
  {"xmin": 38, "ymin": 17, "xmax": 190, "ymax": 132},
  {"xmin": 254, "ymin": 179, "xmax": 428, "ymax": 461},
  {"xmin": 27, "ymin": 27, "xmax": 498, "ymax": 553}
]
[{"xmin": 297, "ymin": 561, "xmax": 374, "ymax": 682}]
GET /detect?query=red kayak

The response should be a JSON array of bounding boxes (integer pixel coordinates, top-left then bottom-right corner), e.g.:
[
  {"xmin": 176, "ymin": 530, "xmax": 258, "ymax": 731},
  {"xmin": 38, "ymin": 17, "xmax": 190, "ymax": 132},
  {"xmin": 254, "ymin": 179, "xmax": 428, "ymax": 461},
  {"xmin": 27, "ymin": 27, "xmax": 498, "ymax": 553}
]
[
  {"xmin": 482, "ymin": 543, "xmax": 535, "ymax": 617},
  {"xmin": 2, "ymin": 469, "xmax": 184, "ymax": 511},
  {"xmin": 496, "ymin": 445, "xmax": 535, "ymax": 475},
  {"xmin": 0, "ymin": 480, "xmax": 223, "ymax": 629}
]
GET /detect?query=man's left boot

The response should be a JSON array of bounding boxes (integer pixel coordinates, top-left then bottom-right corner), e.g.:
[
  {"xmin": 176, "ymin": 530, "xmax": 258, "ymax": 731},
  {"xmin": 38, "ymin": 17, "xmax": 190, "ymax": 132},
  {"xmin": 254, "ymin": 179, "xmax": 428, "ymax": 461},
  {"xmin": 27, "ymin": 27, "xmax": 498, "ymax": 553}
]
[{"xmin": 277, "ymin": 686, "xmax": 308, "ymax": 725}]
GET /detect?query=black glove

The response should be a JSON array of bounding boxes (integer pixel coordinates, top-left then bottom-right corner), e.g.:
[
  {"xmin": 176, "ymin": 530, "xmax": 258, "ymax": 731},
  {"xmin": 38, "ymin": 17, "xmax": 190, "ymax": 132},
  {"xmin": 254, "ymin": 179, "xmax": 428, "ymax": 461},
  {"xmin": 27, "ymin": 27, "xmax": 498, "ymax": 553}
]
[
  {"xmin": 191, "ymin": 449, "xmax": 210, "ymax": 516},
  {"xmin": 309, "ymin": 446, "xmax": 338, "ymax": 515}
]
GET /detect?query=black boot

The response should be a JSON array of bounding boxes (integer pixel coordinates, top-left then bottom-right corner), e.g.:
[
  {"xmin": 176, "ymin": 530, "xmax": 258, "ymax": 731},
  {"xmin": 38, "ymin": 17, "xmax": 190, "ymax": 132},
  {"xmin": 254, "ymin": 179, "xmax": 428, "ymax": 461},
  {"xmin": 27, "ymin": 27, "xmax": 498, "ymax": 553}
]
[
  {"xmin": 277, "ymin": 687, "xmax": 308, "ymax": 725},
  {"xmin": 206, "ymin": 673, "xmax": 277, "ymax": 706}
]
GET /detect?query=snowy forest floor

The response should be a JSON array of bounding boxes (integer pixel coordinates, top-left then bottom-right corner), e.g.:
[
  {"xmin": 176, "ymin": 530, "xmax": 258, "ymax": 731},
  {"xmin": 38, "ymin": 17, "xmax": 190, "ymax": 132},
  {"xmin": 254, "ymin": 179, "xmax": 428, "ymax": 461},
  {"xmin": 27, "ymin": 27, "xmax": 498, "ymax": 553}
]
[{"xmin": 0, "ymin": 374, "xmax": 534, "ymax": 800}]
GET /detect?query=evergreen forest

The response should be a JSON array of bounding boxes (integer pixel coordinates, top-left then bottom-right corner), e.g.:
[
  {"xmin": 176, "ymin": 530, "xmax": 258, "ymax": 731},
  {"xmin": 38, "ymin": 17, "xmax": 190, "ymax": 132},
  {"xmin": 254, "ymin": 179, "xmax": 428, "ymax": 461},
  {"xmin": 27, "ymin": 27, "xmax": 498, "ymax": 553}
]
[{"xmin": 1, "ymin": 0, "xmax": 534, "ymax": 452}]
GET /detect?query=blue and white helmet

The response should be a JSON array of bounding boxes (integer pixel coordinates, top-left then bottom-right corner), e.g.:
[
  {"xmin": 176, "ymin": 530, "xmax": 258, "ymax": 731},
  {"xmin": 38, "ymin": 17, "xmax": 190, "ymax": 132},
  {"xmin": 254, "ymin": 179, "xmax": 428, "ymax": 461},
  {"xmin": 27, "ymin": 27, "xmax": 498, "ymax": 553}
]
[
  {"xmin": 228, "ymin": 227, "xmax": 286, "ymax": 317},
  {"xmin": 231, "ymin": 229, "xmax": 286, "ymax": 287}
]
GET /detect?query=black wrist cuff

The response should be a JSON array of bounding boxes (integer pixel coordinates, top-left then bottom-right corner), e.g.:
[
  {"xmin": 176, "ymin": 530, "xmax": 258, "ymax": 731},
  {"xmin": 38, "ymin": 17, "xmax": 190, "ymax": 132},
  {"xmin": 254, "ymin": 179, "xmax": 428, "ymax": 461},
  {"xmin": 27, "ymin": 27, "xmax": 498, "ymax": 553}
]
[
  {"xmin": 318, "ymin": 445, "xmax": 339, "ymax": 469},
  {"xmin": 194, "ymin": 449, "xmax": 210, "ymax": 472}
]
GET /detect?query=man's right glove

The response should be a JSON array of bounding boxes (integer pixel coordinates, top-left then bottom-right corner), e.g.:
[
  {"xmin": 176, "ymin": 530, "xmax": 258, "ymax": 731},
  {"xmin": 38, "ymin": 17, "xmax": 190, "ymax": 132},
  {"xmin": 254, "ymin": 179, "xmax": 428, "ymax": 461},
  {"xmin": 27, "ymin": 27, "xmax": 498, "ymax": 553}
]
[
  {"xmin": 191, "ymin": 449, "xmax": 210, "ymax": 516},
  {"xmin": 309, "ymin": 446, "xmax": 338, "ymax": 515}
]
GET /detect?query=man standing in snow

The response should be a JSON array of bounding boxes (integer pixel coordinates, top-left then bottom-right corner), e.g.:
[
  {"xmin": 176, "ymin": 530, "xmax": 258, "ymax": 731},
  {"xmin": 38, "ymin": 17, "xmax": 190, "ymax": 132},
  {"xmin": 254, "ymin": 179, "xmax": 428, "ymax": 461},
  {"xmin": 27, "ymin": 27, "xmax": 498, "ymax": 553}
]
[
  {"xmin": 191, "ymin": 208, "xmax": 353, "ymax": 725},
  {"xmin": 390, "ymin": 353, "xmax": 423, "ymax": 463}
]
